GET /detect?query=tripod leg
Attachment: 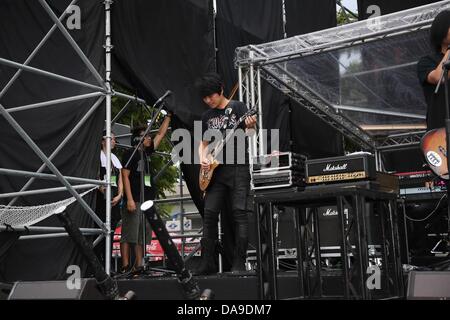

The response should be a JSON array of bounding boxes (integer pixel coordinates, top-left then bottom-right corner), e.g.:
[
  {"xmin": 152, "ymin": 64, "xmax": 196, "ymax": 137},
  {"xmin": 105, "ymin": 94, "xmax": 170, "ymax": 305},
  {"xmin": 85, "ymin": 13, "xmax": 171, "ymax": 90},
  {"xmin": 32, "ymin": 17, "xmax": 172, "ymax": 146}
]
[
  {"xmin": 56, "ymin": 210, "xmax": 120, "ymax": 300},
  {"xmin": 141, "ymin": 202, "xmax": 201, "ymax": 300}
]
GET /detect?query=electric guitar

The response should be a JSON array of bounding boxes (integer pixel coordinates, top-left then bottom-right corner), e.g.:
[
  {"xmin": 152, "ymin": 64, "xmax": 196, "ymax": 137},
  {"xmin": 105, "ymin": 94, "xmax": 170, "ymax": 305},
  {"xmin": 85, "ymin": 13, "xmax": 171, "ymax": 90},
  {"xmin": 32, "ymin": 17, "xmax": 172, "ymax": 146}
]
[
  {"xmin": 421, "ymin": 127, "xmax": 449, "ymax": 179},
  {"xmin": 199, "ymin": 107, "xmax": 257, "ymax": 191}
]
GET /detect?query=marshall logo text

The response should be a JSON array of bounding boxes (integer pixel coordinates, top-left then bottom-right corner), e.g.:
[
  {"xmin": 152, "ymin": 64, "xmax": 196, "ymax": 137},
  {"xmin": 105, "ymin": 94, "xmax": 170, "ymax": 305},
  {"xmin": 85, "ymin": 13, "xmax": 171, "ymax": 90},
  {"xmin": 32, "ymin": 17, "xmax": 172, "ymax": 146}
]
[
  {"xmin": 323, "ymin": 208, "xmax": 338, "ymax": 216},
  {"xmin": 323, "ymin": 163, "xmax": 348, "ymax": 172}
]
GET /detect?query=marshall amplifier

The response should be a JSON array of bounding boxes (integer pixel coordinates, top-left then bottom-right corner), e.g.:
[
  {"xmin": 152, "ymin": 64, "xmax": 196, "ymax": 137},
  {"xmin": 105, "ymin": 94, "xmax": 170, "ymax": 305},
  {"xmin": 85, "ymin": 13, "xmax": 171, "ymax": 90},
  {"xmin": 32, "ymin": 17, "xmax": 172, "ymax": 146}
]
[{"xmin": 305, "ymin": 153, "xmax": 376, "ymax": 184}]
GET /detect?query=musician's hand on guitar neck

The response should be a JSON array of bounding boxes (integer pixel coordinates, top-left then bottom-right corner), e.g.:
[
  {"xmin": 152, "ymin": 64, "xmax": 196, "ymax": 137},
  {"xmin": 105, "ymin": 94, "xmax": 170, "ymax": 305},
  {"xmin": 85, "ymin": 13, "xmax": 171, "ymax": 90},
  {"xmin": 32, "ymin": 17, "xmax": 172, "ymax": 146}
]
[
  {"xmin": 245, "ymin": 115, "xmax": 257, "ymax": 129},
  {"xmin": 201, "ymin": 158, "xmax": 211, "ymax": 171}
]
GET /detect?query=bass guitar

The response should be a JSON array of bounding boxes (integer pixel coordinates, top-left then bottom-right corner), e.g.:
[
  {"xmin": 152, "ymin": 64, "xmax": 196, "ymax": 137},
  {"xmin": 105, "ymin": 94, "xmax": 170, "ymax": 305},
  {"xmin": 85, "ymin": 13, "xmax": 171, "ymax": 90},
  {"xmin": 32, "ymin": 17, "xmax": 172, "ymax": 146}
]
[{"xmin": 421, "ymin": 127, "xmax": 449, "ymax": 179}]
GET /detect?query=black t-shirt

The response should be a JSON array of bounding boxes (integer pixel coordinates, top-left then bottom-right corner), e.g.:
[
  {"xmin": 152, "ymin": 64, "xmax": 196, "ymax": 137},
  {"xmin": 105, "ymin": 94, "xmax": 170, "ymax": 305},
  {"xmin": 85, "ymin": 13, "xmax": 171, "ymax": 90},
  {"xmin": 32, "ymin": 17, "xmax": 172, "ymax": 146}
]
[
  {"xmin": 417, "ymin": 52, "xmax": 450, "ymax": 130},
  {"xmin": 201, "ymin": 100, "xmax": 249, "ymax": 165},
  {"xmin": 99, "ymin": 166, "xmax": 120, "ymax": 199},
  {"xmin": 122, "ymin": 145, "xmax": 155, "ymax": 202}
]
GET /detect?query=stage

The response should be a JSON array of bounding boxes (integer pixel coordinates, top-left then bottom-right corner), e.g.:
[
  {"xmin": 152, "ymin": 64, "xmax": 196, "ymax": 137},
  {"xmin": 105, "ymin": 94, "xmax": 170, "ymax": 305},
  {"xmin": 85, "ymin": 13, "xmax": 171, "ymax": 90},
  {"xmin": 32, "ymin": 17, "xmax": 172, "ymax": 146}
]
[{"xmin": 5, "ymin": 270, "xmax": 410, "ymax": 300}]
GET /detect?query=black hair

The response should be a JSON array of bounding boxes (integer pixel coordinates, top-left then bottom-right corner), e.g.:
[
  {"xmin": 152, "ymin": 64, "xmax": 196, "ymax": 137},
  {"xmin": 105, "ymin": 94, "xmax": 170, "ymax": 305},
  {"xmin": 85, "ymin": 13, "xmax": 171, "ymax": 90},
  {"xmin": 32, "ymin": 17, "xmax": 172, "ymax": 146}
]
[
  {"xmin": 131, "ymin": 125, "xmax": 151, "ymax": 146},
  {"xmin": 430, "ymin": 10, "xmax": 450, "ymax": 53},
  {"xmin": 195, "ymin": 72, "xmax": 224, "ymax": 98},
  {"xmin": 131, "ymin": 125, "xmax": 147, "ymax": 138}
]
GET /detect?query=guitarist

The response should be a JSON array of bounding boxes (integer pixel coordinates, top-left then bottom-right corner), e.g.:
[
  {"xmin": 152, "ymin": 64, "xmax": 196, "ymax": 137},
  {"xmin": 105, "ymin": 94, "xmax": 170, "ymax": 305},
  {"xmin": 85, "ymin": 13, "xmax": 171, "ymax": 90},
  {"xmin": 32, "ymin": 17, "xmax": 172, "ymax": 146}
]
[
  {"xmin": 195, "ymin": 72, "xmax": 256, "ymax": 275},
  {"xmin": 417, "ymin": 10, "xmax": 450, "ymax": 130},
  {"xmin": 418, "ymin": 11, "xmax": 450, "ymax": 251}
]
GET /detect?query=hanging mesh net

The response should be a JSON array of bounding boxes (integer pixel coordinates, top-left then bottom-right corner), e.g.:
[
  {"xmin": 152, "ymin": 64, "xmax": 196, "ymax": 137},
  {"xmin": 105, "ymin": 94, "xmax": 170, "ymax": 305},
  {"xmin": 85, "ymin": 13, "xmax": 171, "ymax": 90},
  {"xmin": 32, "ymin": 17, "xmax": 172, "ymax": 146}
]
[{"xmin": 0, "ymin": 187, "xmax": 96, "ymax": 228}]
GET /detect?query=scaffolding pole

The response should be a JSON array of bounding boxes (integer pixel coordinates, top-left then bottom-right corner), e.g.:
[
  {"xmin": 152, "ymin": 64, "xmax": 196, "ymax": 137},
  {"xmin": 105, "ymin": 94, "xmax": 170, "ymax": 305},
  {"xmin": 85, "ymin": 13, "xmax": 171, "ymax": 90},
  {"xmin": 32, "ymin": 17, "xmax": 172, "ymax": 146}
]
[
  {"xmin": 104, "ymin": 0, "xmax": 113, "ymax": 275},
  {"xmin": 38, "ymin": 0, "xmax": 106, "ymax": 88},
  {"xmin": 0, "ymin": 0, "xmax": 79, "ymax": 100},
  {"xmin": 8, "ymin": 96, "xmax": 106, "ymax": 206},
  {"xmin": 0, "ymin": 184, "xmax": 96, "ymax": 199},
  {"xmin": 0, "ymin": 1, "xmax": 150, "ymax": 278},
  {"xmin": 0, "ymin": 168, "xmax": 106, "ymax": 186}
]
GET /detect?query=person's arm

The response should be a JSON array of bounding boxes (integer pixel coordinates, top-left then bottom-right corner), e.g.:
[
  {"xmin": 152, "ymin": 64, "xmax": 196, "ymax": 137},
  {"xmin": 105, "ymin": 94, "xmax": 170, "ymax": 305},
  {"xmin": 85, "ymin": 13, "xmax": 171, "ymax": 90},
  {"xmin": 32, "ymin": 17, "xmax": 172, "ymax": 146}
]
[
  {"xmin": 117, "ymin": 169, "xmax": 123, "ymax": 197},
  {"xmin": 111, "ymin": 169, "xmax": 123, "ymax": 207},
  {"xmin": 199, "ymin": 140, "xmax": 211, "ymax": 170},
  {"xmin": 153, "ymin": 115, "xmax": 171, "ymax": 150},
  {"xmin": 122, "ymin": 168, "xmax": 136, "ymax": 212},
  {"xmin": 426, "ymin": 51, "xmax": 450, "ymax": 85}
]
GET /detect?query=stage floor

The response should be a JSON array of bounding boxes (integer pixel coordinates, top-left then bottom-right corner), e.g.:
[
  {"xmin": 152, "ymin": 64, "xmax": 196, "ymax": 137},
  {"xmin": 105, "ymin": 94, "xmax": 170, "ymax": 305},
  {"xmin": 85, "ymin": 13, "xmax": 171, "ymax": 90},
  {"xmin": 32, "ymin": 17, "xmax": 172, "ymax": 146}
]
[{"xmin": 6, "ymin": 270, "xmax": 406, "ymax": 300}]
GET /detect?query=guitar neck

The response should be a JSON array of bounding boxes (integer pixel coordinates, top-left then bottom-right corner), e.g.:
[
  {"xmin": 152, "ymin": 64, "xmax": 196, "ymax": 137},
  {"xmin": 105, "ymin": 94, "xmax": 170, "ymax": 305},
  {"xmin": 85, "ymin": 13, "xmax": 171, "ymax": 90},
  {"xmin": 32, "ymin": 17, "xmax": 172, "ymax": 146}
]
[{"xmin": 211, "ymin": 113, "xmax": 248, "ymax": 158}]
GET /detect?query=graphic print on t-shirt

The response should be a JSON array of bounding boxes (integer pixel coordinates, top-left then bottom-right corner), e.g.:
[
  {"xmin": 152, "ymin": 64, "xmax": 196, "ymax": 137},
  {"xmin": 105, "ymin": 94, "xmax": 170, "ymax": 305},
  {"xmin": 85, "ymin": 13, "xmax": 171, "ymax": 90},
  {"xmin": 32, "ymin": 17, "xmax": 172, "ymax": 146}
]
[{"xmin": 206, "ymin": 112, "xmax": 238, "ymax": 131}]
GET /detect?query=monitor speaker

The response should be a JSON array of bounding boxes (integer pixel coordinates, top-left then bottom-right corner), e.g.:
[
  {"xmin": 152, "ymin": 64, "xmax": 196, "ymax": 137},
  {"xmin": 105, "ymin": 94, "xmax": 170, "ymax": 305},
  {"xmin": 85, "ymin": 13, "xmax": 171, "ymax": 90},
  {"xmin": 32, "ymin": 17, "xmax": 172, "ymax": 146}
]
[
  {"xmin": 8, "ymin": 278, "xmax": 105, "ymax": 300},
  {"xmin": 407, "ymin": 271, "xmax": 450, "ymax": 300}
]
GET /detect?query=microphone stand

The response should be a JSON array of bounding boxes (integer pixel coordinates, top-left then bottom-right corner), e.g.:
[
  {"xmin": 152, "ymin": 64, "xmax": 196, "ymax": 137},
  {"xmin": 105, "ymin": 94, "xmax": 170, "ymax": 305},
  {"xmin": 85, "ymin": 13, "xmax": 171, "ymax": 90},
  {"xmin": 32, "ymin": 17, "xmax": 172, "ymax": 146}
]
[
  {"xmin": 435, "ymin": 50, "xmax": 450, "ymax": 253},
  {"xmin": 124, "ymin": 101, "xmax": 167, "ymax": 169},
  {"xmin": 123, "ymin": 92, "xmax": 170, "ymax": 274},
  {"xmin": 139, "ymin": 142, "xmax": 146, "ymax": 269}
]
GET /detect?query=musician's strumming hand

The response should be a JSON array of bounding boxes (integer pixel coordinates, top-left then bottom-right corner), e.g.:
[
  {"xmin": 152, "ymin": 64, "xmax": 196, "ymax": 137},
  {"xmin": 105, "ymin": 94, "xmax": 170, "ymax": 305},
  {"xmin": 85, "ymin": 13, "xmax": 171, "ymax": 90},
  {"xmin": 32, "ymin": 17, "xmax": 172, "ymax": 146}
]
[
  {"xmin": 201, "ymin": 157, "xmax": 211, "ymax": 171},
  {"xmin": 245, "ymin": 115, "xmax": 257, "ymax": 129}
]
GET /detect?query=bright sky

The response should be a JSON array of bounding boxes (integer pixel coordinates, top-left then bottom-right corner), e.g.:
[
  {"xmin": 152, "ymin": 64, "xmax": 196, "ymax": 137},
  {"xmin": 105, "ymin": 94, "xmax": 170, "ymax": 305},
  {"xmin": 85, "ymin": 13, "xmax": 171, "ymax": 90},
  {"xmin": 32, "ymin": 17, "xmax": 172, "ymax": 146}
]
[{"xmin": 340, "ymin": 0, "xmax": 358, "ymax": 13}]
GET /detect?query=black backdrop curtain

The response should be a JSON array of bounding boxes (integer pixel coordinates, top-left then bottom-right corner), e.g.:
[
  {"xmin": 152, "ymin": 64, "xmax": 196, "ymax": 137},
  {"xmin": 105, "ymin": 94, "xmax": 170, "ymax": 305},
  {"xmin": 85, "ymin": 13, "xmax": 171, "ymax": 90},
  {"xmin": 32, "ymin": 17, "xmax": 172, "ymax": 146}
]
[
  {"xmin": 285, "ymin": 0, "xmax": 337, "ymax": 37},
  {"xmin": 216, "ymin": 0, "xmax": 291, "ymax": 152},
  {"xmin": 285, "ymin": 0, "xmax": 342, "ymax": 158},
  {"xmin": 216, "ymin": 0, "xmax": 284, "ymax": 90},
  {"xmin": 111, "ymin": 0, "xmax": 214, "ymax": 219},
  {"xmin": 0, "ymin": 0, "xmax": 104, "ymax": 281},
  {"xmin": 111, "ymin": 0, "xmax": 215, "ymax": 130}
]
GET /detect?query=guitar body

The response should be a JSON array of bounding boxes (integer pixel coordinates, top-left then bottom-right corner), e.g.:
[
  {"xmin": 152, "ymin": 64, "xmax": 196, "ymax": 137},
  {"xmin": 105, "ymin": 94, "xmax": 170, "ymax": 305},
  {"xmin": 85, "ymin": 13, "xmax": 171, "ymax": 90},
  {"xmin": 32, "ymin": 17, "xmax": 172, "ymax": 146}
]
[
  {"xmin": 421, "ymin": 127, "xmax": 448, "ymax": 179},
  {"xmin": 199, "ymin": 157, "xmax": 220, "ymax": 191}
]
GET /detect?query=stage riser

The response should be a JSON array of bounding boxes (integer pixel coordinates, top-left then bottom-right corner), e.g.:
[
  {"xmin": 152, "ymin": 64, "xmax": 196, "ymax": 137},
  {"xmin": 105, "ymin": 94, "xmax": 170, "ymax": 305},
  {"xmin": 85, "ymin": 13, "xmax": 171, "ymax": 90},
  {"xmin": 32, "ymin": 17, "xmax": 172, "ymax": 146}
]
[
  {"xmin": 8, "ymin": 272, "xmax": 404, "ymax": 300},
  {"xmin": 8, "ymin": 274, "xmax": 300, "ymax": 300}
]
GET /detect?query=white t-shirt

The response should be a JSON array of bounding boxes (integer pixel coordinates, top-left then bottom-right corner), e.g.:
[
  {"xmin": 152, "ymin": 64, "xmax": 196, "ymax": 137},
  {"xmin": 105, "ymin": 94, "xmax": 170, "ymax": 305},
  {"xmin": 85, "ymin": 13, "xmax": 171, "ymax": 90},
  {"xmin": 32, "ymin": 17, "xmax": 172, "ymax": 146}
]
[{"xmin": 100, "ymin": 150, "xmax": 122, "ymax": 169}]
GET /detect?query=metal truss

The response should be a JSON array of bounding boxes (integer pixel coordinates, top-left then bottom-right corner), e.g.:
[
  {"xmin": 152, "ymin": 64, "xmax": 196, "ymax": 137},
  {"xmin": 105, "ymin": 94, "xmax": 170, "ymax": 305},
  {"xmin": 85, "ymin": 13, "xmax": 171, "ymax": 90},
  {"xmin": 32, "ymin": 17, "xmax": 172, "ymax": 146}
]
[
  {"xmin": 236, "ymin": 1, "xmax": 450, "ymax": 67},
  {"xmin": 236, "ymin": 1, "xmax": 450, "ymax": 153},
  {"xmin": 261, "ymin": 64, "xmax": 375, "ymax": 150},
  {"xmin": 0, "ymin": 0, "xmax": 147, "ymax": 275},
  {"xmin": 375, "ymin": 131, "xmax": 425, "ymax": 151}
]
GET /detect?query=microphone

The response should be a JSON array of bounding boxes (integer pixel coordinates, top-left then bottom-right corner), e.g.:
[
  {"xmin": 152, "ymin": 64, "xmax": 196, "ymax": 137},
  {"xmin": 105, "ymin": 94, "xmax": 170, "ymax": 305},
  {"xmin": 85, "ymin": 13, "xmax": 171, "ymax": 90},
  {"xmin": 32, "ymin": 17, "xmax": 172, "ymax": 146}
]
[{"xmin": 154, "ymin": 90, "xmax": 172, "ymax": 106}]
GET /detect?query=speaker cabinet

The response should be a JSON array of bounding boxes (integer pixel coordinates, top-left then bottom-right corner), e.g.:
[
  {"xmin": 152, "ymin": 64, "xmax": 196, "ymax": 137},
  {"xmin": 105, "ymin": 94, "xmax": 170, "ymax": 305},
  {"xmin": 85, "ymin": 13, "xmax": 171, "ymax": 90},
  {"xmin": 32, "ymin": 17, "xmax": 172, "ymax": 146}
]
[
  {"xmin": 8, "ymin": 279, "xmax": 105, "ymax": 300},
  {"xmin": 408, "ymin": 271, "xmax": 450, "ymax": 300}
]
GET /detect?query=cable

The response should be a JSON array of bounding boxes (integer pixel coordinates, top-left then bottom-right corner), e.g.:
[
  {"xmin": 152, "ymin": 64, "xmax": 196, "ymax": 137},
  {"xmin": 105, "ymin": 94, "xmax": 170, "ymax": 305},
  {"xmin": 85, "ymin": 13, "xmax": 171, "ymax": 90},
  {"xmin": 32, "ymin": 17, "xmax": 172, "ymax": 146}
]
[{"xmin": 405, "ymin": 193, "xmax": 447, "ymax": 222}]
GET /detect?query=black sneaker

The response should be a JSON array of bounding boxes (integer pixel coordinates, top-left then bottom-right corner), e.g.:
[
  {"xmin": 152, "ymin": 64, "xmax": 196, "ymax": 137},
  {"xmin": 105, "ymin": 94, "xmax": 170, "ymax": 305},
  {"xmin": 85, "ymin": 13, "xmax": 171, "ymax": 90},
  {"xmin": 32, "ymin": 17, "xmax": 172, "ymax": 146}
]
[
  {"xmin": 131, "ymin": 265, "xmax": 145, "ymax": 274},
  {"xmin": 119, "ymin": 265, "xmax": 131, "ymax": 274}
]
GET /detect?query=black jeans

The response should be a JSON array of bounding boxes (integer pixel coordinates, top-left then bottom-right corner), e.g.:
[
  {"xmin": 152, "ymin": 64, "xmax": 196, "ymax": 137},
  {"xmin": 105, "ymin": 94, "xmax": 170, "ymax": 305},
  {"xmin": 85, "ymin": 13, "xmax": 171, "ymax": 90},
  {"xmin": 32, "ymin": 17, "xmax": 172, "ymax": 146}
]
[{"xmin": 203, "ymin": 165, "xmax": 250, "ymax": 240}]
